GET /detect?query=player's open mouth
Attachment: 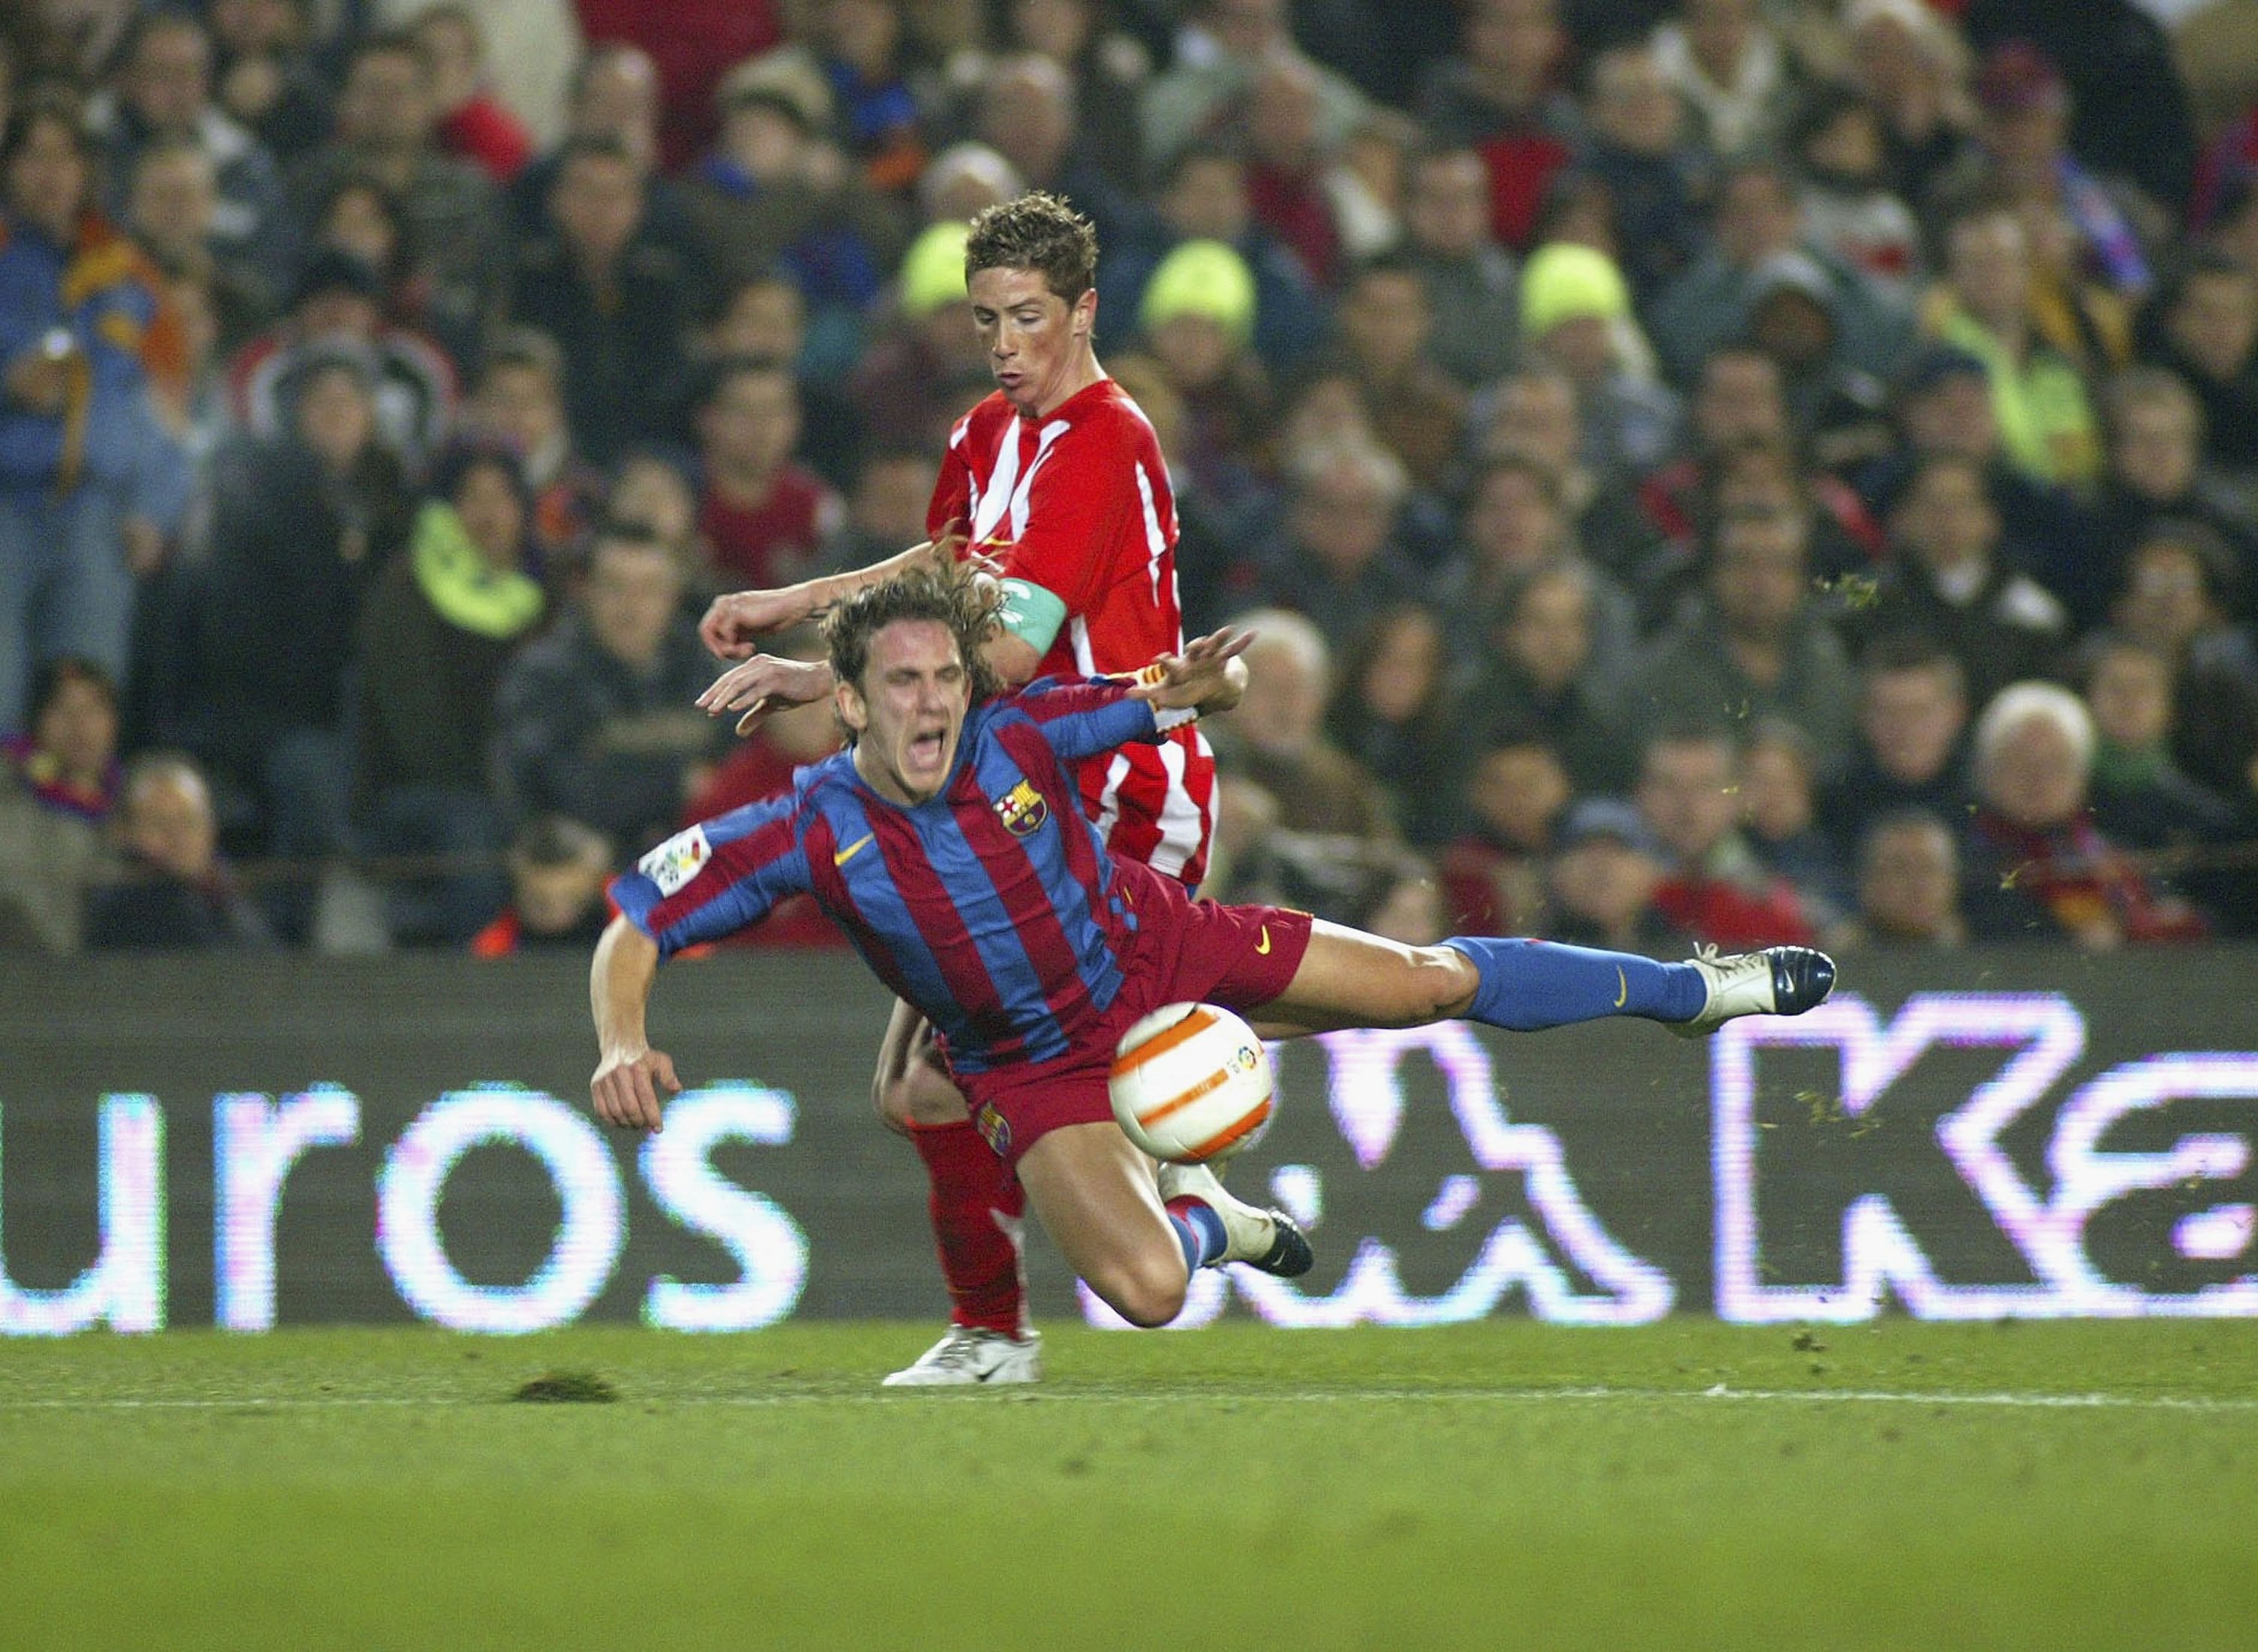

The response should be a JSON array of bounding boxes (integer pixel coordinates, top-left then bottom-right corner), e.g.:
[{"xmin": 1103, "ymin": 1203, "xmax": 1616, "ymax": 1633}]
[{"xmin": 908, "ymin": 730, "xmax": 947, "ymax": 767}]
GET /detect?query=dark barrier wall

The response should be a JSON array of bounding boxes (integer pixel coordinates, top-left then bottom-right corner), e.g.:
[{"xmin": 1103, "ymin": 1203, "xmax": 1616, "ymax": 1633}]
[{"xmin": 2, "ymin": 948, "xmax": 2254, "ymax": 1332}]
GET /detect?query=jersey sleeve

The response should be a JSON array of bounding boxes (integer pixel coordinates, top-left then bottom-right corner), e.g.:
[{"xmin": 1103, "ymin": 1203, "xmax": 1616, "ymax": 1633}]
[
  {"xmin": 610, "ymin": 797, "xmax": 814, "ymax": 958},
  {"xmin": 1009, "ymin": 674, "xmax": 1172, "ymax": 764}
]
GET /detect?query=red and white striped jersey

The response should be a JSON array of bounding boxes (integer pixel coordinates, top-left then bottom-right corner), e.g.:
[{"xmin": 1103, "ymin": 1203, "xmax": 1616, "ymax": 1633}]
[{"xmin": 928, "ymin": 378, "xmax": 1216, "ymax": 887}]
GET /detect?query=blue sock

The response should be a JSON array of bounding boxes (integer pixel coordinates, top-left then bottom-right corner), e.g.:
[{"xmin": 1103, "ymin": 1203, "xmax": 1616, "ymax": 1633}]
[
  {"xmin": 1443, "ymin": 936, "xmax": 1706, "ymax": 1030},
  {"xmin": 1167, "ymin": 1200, "xmax": 1228, "ymax": 1273}
]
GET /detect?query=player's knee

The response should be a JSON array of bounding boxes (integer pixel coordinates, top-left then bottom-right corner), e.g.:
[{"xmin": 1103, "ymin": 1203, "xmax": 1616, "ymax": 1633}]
[
  {"xmin": 1097, "ymin": 1252, "xmax": 1188, "ymax": 1328},
  {"xmin": 1424, "ymin": 945, "xmax": 1480, "ymax": 1018},
  {"xmin": 1394, "ymin": 946, "xmax": 1476, "ymax": 1025}
]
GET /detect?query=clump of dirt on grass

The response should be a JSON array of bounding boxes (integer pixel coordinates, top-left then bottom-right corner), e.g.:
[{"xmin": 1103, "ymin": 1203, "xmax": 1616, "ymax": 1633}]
[{"xmin": 511, "ymin": 1371, "xmax": 618, "ymax": 1404}]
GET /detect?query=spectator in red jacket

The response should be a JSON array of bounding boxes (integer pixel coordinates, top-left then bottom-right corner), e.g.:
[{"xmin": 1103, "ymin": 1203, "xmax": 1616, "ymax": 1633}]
[
  {"xmin": 693, "ymin": 355, "xmax": 841, "ymax": 590},
  {"xmin": 1412, "ymin": 0, "xmax": 1578, "ymax": 250},
  {"xmin": 1960, "ymin": 680, "xmax": 2208, "ymax": 948}
]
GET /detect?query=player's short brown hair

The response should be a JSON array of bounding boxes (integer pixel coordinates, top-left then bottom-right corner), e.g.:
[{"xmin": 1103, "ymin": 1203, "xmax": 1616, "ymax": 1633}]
[
  {"xmin": 964, "ymin": 191, "xmax": 1098, "ymax": 303},
  {"xmin": 824, "ymin": 563, "xmax": 1003, "ymax": 735}
]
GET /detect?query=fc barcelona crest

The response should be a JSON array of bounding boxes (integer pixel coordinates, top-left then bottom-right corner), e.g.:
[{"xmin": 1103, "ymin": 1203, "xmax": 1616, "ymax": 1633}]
[
  {"xmin": 974, "ymin": 1102, "xmax": 1012, "ymax": 1157},
  {"xmin": 994, "ymin": 778, "xmax": 1048, "ymax": 836}
]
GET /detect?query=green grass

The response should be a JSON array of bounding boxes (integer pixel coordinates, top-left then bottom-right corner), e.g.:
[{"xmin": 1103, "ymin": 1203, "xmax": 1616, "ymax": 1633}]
[{"xmin": 2, "ymin": 1319, "xmax": 2253, "ymax": 1650}]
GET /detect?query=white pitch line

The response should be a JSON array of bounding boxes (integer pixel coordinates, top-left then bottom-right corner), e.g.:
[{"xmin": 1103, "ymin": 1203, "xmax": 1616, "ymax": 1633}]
[{"xmin": 0, "ymin": 1386, "xmax": 2255, "ymax": 1413}]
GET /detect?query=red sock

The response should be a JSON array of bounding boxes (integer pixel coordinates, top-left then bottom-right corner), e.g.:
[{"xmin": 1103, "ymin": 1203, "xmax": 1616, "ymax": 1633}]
[{"xmin": 908, "ymin": 1119, "xmax": 1028, "ymax": 1337}]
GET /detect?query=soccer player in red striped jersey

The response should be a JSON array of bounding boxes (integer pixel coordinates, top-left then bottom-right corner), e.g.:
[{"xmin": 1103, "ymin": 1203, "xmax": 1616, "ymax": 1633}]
[
  {"xmin": 922, "ymin": 301, "xmax": 1211, "ymax": 882},
  {"xmin": 693, "ymin": 194, "xmax": 1208, "ymax": 1383}
]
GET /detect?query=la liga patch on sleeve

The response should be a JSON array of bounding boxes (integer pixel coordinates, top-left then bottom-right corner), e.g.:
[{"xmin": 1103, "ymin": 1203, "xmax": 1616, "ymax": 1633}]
[{"xmin": 638, "ymin": 824, "xmax": 711, "ymax": 896}]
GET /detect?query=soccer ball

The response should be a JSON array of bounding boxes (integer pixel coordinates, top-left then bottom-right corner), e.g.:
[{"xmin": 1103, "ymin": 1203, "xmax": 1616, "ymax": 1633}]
[{"xmin": 1108, "ymin": 1002, "xmax": 1274, "ymax": 1164}]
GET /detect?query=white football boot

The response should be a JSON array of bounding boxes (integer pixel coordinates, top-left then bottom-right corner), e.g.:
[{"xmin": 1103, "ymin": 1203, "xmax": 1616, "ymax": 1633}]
[
  {"xmin": 881, "ymin": 1326, "xmax": 1042, "ymax": 1386},
  {"xmin": 1672, "ymin": 944, "xmax": 1837, "ymax": 1038}
]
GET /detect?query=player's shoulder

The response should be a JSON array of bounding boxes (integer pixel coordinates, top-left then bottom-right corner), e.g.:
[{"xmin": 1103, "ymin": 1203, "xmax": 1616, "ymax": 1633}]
[
  {"xmin": 688, "ymin": 755, "xmax": 844, "ymax": 840},
  {"xmin": 1070, "ymin": 378, "xmax": 1161, "ymax": 441},
  {"xmin": 790, "ymin": 749, "xmax": 860, "ymax": 806},
  {"xmin": 951, "ymin": 391, "xmax": 1017, "ymax": 445}
]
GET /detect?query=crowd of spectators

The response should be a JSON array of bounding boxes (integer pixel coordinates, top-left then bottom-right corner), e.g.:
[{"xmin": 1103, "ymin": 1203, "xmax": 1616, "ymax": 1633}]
[{"xmin": 2, "ymin": 0, "xmax": 2256, "ymax": 957}]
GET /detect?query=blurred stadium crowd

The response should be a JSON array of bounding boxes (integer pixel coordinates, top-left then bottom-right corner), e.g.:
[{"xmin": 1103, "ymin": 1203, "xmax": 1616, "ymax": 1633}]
[{"xmin": 2, "ymin": 0, "xmax": 2256, "ymax": 959}]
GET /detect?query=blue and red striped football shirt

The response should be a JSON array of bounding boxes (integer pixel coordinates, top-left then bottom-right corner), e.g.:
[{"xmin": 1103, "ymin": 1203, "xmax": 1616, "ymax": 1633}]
[{"xmin": 612, "ymin": 677, "xmax": 1182, "ymax": 1072}]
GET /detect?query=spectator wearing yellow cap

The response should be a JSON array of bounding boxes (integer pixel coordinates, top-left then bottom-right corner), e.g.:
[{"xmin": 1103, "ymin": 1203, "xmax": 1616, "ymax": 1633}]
[
  {"xmin": 1140, "ymin": 237, "xmax": 1258, "ymax": 345},
  {"xmin": 1515, "ymin": 241, "xmax": 1681, "ymax": 479},
  {"xmin": 848, "ymin": 220, "xmax": 994, "ymax": 454},
  {"xmin": 1136, "ymin": 239, "xmax": 1271, "ymax": 507},
  {"xmin": 899, "ymin": 219, "xmax": 973, "ymax": 321},
  {"xmin": 1094, "ymin": 143, "xmax": 1331, "ymax": 371}
]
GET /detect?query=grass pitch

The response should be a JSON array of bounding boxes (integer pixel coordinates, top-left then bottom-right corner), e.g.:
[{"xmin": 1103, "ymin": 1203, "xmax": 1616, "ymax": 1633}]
[{"xmin": 2, "ymin": 1319, "xmax": 2252, "ymax": 1650}]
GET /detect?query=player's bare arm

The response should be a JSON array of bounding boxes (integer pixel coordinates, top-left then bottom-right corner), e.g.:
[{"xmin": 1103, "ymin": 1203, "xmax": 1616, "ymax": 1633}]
[
  {"xmin": 698, "ymin": 611, "xmax": 1039, "ymax": 736},
  {"xmin": 696, "ymin": 522, "xmax": 969, "ymax": 660},
  {"xmin": 589, "ymin": 917, "xmax": 680, "ymax": 1133},
  {"xmin": 700, "ymin": 555, "xmax": 1054, "ymax": 736},
  {"xmin": 697, "ymin": 528, "xmax": 997, "ymax": 732}
]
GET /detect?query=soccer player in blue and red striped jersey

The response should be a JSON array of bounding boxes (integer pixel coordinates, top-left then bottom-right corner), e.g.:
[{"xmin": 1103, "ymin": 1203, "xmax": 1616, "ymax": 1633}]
[
  {"xmin": 692, "ymin": 193, "xmax": 1214, "ymax": 1383},
  {"xmin": 594, "ymin": 567, "xmax": 1837, "ymax": 1336}
]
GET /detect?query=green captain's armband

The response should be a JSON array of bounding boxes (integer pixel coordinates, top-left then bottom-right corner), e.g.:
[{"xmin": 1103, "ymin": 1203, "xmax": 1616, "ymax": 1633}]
[{"xmin": 997, "ymin": 577, "xmax": 1070, "ymax": 654}]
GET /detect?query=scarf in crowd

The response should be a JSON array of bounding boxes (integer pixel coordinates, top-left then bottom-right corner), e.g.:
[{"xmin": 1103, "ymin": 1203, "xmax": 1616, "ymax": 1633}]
[
  {"xmin": 2056, "ymin": 155, "xmax": 2150, "ymax": 297},
  {"xmin": 409, "ymin": 502, "xmax": 545, "ymax": 640},
  {"xmin": 1973, "ymin": 806, "xmax": 2203, "ymax": 941},
  {"xmin": 1, "ymin": 733, "xmax": 118, "ymax": 821}
]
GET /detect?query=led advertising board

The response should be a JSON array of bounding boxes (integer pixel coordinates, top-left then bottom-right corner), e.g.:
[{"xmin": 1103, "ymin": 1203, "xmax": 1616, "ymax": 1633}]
[{"xmin": 2, "ymin": 949, "xmax": 2251, "ymax": 1333}]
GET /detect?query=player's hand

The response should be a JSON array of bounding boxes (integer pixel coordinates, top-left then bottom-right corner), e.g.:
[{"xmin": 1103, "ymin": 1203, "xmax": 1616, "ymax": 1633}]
[
  {"xmin": 699, "ymin": 586, "xmax": 817, "ymax": 660},
  {"xmin": 1131, "ymin": 626, "xmax": 1253, "ymax": 713},
  {"xmin": 902, "ymin": 522, "xmax": 995, "ymax": 586},
  {"xmin": 592, "ymin": 1046, "xmax": 681, "ymax": 1133},
  {"xmin": 696, "ymin": 653, "xmax": 836, "ymax": 735}
]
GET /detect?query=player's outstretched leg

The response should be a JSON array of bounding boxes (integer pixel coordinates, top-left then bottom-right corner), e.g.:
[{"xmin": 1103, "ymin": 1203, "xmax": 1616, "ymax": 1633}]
[
  {"xmin": 1252, "ymin": 923, "xmax": 1833, "ymax": 1039},
  {"xmin": 1441, "ymin": 936, "xmax": 1837, "ymax": 1034}
]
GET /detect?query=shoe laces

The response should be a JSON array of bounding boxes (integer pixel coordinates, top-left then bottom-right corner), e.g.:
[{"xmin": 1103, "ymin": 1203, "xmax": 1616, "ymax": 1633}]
[
  {"xmin": 919, "ymin": 1328, "xmax": 999, "ymax": 1372},
  {"xmin": 1695, "ymin": 943, "xmax": 1763, "ymax": 979}
]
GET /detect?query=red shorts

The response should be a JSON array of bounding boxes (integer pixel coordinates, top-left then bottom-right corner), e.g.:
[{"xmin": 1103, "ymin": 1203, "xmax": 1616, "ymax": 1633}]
[{"xmin": 949, "ymin": 869, "xmax": 1313, "ymax": 1166}]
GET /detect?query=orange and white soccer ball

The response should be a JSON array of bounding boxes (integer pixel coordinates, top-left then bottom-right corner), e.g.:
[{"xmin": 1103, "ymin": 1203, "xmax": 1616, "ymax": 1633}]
[{"xmin": 1108, "ymin": 1002, "xmax": 1274, "ymax": 1164}]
